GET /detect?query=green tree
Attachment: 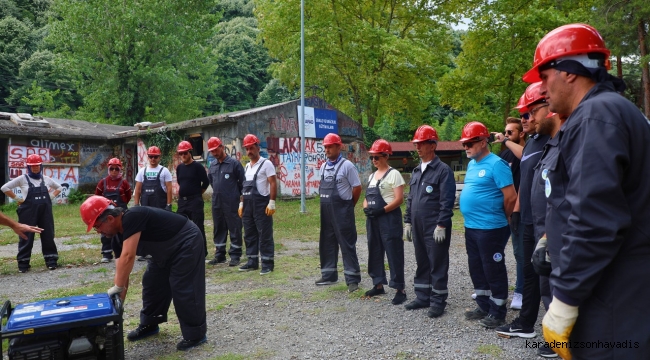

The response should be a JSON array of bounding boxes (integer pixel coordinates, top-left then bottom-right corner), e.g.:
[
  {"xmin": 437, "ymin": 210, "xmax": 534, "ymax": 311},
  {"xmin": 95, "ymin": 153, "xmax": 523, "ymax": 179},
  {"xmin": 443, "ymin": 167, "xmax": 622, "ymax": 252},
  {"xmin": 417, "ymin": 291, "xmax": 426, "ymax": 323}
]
[
  {"xmin": 256, "ymin": 0, "xmax": 453, "ymax": 128},
  {"xmin": 210, "ymin": 15, "xmax": 272, "ymax": 112},
  {"xmin": 0, "ymin": 16, "xmax": 37, "ymax": 111},
  {"xmin": 256, "ymin": 78, "xmax": 295, "ymax": 107},
  {"xmin": 439, "ymin": 0, "xmax": 590, "ymax": 128},
  {"xmin": 47, "ymin": 0, "xmax": 220, "ymax": 125}
]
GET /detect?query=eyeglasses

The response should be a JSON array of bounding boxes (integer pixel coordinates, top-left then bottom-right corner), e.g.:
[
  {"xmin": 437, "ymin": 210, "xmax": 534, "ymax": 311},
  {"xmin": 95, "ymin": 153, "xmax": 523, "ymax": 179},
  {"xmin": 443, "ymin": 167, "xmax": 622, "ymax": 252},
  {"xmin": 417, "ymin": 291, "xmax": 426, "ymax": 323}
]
[
  {"xmin": 109, "ymin": 167, "xmax": 120, "ymax": 172},
  {"xmin": 93, "ymin": 220, "xmax": 104, "ymax": 231},
  {"xmin": 528, "ymin": 104, "xmax": 549, "ymax": 118},
  {"xmin": 462, "ymin": 140, "xmax": 481, "ymax": 149},
  {"xmin": 505, "ymin": 130, "xmax": 514, "ymax": 135},
  {"xmin": 178, "ymin": 151, "xmax": 189, "ymax": 156},
  {"xmin": 369, "ymin": 155, "xmax": 386, "ymax": 161},
  {"xmin": 521, "ymin": 113, "xmax": 530, "ymax": 121},
  {"xmin": 148, "ymin": 155, "xmax": 160, "ymax": 159}
]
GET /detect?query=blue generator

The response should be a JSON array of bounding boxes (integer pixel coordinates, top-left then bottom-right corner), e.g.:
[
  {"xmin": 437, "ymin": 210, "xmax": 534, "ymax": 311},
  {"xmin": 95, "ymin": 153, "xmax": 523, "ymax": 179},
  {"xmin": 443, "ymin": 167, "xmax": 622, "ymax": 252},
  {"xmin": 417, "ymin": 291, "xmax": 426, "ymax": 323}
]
[{"xmin": 1, "ymin": 293, "xmax": 124, "ymax": 360}]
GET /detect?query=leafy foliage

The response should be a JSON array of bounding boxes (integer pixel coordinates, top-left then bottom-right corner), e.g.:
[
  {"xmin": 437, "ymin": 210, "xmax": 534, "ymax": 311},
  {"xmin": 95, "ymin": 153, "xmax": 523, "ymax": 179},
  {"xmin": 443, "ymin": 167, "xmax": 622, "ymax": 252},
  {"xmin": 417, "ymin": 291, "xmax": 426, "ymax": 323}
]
[
  {"xmin": 66, "ymin": 187, "xmax": 86, "ymax": 204},
  {"xmin": 256, "ymin": 0, "xmax": 454, "ymax": 127},
  {"xmin": 46, "ymin": 0, "xmax": 220, "ymax": 125}
]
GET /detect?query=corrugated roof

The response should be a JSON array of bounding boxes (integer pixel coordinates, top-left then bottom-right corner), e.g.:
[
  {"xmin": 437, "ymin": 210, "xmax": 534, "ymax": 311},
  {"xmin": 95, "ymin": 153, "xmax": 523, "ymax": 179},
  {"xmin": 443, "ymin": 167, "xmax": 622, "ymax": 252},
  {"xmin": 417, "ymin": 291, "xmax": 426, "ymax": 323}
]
[
  {"xmin": 0, "ymin": 116, "xmax": 134, "ymax": 140},
  {"xmin": 390, "ymin": 141, "xmax": 464, "ymax": 152}
]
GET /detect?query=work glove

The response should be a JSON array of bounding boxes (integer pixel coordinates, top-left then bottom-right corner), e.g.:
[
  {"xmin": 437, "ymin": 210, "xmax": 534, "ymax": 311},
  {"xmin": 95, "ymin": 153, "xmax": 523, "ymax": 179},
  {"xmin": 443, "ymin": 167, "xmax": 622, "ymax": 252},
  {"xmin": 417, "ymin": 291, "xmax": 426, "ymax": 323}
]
[
  {"xmin": 532, "ymin": 237, "xmax": 552, "ymax": 276},
  {"xmin": 107, "ymin": 285, "xmax": 125, "ymax": 297},
  {"xmin": 15, "ymin": 194, "xmax": 24, "ymax": 205},
  {"xmin": 164, "ymin": 204, "xmax": 172, "ymax": 212},
  {"xmin": 403, "ymin": 223, "xmax": 412, "ymax": 242},
  {"xmin": 542, "ymin": 296, "xmax": 578, "ymax": 360},
  {"xmin": 266, "ymin": 200, "xmax": 276, "ymax": 216},
  {"xmin": 433, "ymin": 226, "xmax": 446, "ymax": 244},
  {"xmin": 364, "ymin": 206, "xmax": 385, "ymax": 218},
  {"xmin": 238, "ymin": 202, "xmax": 243, "ymax": 218},
  {"xmin": 510, "ymin": 212, "xmax": 520, "ymax": 236}
]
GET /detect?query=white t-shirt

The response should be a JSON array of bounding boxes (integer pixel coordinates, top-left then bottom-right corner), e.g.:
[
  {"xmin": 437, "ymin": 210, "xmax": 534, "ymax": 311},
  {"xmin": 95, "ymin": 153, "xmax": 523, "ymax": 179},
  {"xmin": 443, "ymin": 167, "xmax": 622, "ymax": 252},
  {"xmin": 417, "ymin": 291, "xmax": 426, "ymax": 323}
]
[
  {"xmin": 367, "ymin": 169, "xmax": 405, "ymax": 204},
  {"xmin": 1, "ymin": 174, "xmax": 62, "ymax": 198},
  {"xmin": 244, "ymin": 158, "xmax": 276, "ymax": 196},
  {"xmin": 421, "ymin": 160, "xmax": 431, "ymax": 172},
  {"xmin": 319, "ymin": 159, "xmax": 361, "ymax": 201},
  {"xmin": 135, "ymin": 165, "xmax": 172, "ymax": 193}
]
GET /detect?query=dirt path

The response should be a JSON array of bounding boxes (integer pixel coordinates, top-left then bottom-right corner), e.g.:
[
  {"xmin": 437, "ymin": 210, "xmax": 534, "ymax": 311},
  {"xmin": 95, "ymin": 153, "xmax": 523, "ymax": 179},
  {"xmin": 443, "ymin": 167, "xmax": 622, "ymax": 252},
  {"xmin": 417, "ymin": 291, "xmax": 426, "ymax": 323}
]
[{"xmin": 1, "ymin": 232, "xmax": 545, "ymax": 359}]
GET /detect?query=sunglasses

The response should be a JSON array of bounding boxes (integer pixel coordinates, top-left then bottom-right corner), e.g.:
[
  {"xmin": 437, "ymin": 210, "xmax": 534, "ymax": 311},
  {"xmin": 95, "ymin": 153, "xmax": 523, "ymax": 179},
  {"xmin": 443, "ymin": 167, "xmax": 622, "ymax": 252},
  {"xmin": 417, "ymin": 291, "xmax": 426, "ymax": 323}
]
[
  {"xmin": 148, "ymin": 155, "xmax": 160, "ymax": 159},
  {"xmin": 369, "ymin": 155, "xmax": 386, "ymax": 161},
  {"xmin": 178, "ymin": 151, "xmax": 189, "ymax": 156},
  {"xmin": 521, "ymin": 113, "xmax": 531, "ymax": 120},
  {"xmin": 462, "ymin": 140, "xmax": 481, "ymax": 149},
  {"xmin": 109, "ymin": 167, "xmax": 120, "ymax": 172},
  {"xmin": 505, "ymin": 130, "xmax": 514, "ymax": 135}
]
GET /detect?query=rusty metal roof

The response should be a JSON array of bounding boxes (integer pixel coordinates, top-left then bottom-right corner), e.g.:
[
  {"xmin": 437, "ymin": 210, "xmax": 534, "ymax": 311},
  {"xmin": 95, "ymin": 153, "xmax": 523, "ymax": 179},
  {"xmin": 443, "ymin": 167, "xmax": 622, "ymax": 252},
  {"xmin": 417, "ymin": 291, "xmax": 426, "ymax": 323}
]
[{"xmin": 0, "ymin": 115, "xmax": 134, "ymax": 140}]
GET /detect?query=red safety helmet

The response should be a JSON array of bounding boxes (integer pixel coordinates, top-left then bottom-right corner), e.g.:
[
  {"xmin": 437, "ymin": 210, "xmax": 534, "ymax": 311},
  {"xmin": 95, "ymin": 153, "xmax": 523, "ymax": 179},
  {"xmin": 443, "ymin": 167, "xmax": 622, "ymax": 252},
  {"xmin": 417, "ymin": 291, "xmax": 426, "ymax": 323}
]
[
  {"xmin": 368, "ymin": 139, "xmax": 393, "ymax": 155},
  {"xmin": 26, "ymin": 154, "xmax": 43, "ymax": 166},
  {"xmin": 322, "ymin": 133, "xmax": 343, "ymax": 146},
  {"xmin": 80, "ymin": 195, "xmax": 115, "ymax": 232},
  {"xmin": 516, "ymin": 82, "xmax": 545, "ymax": 112},
  {"xmin": 411, "ymin": 125, "xmax": 439, "ymax": 143},
  {"xmin": 107, "ymin": 158, "xmax": 122, "ymax": 168},
  {"xmin": 523, "ymin": 23, "xmax": 610, "ymax": 83},
  {"xmin": 459, "ymin": 121, "xmax": 489, "ymax": 142},
  {"xmin": 207, "ymin": 137, "xmax": 222, "ymax": 151},
  {"xmin": 147, "ymin": 146, "xmax": 161, "ymax": 156},
  {"xmin": 243, "ymin": 134, "xmax": 260, "ymax": 148},
  {"xmin": 177, "ymin": 141, "xmax": 193, "ymax": 152}
]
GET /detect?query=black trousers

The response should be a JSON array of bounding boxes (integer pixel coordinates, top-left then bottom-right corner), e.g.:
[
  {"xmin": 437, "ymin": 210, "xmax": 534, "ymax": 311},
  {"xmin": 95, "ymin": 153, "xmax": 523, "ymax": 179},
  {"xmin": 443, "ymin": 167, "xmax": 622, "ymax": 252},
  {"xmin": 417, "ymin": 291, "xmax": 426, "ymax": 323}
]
[
  {"xmin": 177, "ymin": 196, "xmax": 206, "ymax": 257},
  {"xmin": 242, "ymin": 198, "xmax": 274, "ymax": 268},
  {"xmin": 211, "ymin": 205, "xmax": 242, "ymax": 260},
  {"xmin": 366, "ymin": 208, "xmax": 405, "ymax": 290},
  {"xmin": 412, "ymin": 214, "xmax": 451, "ymax": 308},
  {"xmin": 139, "ymin": 224, "xmax": 206, "ymax": 341}
]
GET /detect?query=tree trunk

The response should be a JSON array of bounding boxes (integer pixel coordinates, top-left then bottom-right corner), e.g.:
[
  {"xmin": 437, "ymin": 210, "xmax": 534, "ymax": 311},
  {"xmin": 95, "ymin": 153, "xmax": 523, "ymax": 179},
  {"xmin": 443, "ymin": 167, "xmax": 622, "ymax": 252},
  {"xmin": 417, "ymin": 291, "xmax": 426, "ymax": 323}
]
[
  {"xmin": 616, "ymin": 55, "xmax": 623, "ymax": 79},
  {"xmin": 639, "ymin": 20, "xmax": 650, "ymax": 117}
]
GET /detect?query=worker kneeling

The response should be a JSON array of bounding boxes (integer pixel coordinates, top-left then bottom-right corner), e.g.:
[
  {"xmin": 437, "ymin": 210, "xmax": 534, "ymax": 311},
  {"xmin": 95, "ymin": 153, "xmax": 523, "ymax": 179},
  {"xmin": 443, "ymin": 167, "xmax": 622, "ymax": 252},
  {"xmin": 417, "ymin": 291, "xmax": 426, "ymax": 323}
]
[{"xmin": 80, "ymin": 195, "xmax": 207, "ymax": 351}]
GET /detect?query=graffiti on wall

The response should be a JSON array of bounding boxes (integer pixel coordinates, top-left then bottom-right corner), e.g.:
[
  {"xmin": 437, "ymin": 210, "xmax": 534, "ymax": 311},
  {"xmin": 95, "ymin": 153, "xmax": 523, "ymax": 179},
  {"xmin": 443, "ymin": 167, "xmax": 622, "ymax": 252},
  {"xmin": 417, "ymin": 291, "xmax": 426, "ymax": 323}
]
[
  {"xmin": 78, "ymin": 143, "xmax": 115, "ymax": 185},
  {"xmin": 269, "ymin": 114, "xmax": 298, "ymax": 134},
  {"xmin": 267, "ymin": 137, "xmax": 325, "ymax": 196},
  {"xmin": 24, "ymin": 139, "xmax": 80, "ymax": 164},
  {"xmin": 124, "ymin": 147, "xmax": 135, "ymax": 182},
  {"xmin": 339, "ymin": 117, "xmax": 361, "ymax": 137},
  {"xmin": 137, "ymin": 139, "xmax": 148, "ymax": 170},
  {"xmin": 6, "ymin": 164, "xmax": 79, "ymax": 204}
]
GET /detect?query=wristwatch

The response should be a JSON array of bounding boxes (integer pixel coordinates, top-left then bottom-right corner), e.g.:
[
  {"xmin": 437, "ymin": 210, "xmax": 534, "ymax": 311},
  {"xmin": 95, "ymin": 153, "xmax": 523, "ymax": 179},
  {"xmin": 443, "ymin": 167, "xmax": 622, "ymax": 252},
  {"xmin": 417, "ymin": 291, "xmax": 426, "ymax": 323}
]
[{"xmin": 503, "ymin": 137, "xmax": 509, "ymax": 144}]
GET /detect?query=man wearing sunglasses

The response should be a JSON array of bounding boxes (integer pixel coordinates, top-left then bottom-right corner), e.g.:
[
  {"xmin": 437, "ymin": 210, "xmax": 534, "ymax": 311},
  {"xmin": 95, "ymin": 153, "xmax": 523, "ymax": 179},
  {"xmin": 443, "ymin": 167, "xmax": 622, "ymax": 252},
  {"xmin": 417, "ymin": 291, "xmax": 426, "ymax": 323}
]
[
  {"xmin": 175, "ymin": 141, "xmax": 210, "ymax": 257},
  {"xmin": 94, "ymin": 157, "xmax": 132, "ymax": 263},
  {"xmin": 459, "ymin": 121, "xmax": 516, "ymax": 329},
  {"xmin": 133, "ymin": 146, "xmax": 173, "ymax": 260},
  {"xmin": 133, "ymin": 146, "xmax": 173, "ymax": 210}
]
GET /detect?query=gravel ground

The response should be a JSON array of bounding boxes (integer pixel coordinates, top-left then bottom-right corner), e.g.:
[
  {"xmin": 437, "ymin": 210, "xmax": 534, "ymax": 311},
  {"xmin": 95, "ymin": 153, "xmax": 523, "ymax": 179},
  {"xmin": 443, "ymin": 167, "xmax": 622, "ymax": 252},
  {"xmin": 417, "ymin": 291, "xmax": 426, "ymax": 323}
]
[{"xmin": 0, "ymin": 229, "xmax": 547, "ymax": 359}]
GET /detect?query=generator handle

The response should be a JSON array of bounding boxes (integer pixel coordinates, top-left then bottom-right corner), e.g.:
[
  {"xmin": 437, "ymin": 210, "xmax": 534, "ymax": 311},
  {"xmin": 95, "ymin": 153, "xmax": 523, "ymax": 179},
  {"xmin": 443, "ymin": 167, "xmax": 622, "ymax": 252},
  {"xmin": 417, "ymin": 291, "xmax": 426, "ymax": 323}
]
[
  {"xmin": 110, "ymin": 294, "xmax": 123, "ymax": 316},
  {"xmin": 0, "ymin": 300, "xmax": 11, "ymax": 360}
]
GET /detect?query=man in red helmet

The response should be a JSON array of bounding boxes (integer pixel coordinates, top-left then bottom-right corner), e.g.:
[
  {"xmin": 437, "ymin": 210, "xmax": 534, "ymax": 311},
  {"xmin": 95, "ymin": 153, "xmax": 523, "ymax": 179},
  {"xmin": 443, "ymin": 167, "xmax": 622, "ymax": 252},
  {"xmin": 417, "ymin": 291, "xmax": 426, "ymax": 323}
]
[
  {"xmin": 402, "ymin": 125, "xmax": 456, "ymax": 318},
  {"xmin": 459, "ymin": 121, "xmax": 516, "ymax": 329},
  {"xmin": 495, "ymin": 84, "xmax": 557, "ymax": 358},
  {"xmin": 524, "ymin": 24, "xmax": 650, "ymax": 359},
  {"xmin": 175, "ymin": 141, "xmax": 210, "ymax": 257},
  {"xmin": 315, "ymin": 133, "xmax": 362, "ymax": 292},
  {"xmin": 95, "ymin": 157, "xmax": 132, "ymax": 263},
  {"xmin": 239, "ymin": 134, "xmax": 277, "ymax": 275},
  {"xmin": 133, "ymin": 146, "xmax": 173, "ymax": 210},
  {"xmin": 80, "ymin": 195, "xmax": 207, "ymax": 351},
  {"xmin": 2, "ymin": 154, "xmax": 62, "ymax": 272},
  {"xmin": 133, "ymin": 146, "xmax": 173, "ymax": 260},
  {"xmin": 206, "ymin": 137, "xmax": 245, "ymax": 266}
]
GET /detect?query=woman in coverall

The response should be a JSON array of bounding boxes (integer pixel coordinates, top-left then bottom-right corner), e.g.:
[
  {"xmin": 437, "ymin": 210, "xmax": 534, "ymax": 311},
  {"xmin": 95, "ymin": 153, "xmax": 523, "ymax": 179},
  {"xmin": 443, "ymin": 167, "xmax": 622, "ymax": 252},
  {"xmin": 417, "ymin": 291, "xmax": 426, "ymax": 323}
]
[
  {"xmin": 362, "ymin": 139, "xmax": 407, "ymax": 305},
  {"xmin": 1, "ymin": 154, "xmax": 61, "ymax": 273}
]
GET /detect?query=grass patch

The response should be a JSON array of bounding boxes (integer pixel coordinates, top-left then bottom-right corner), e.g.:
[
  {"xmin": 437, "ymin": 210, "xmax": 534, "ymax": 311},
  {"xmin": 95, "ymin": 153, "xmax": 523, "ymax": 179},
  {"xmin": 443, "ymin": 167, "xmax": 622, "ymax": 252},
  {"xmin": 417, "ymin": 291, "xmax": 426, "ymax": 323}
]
[
  {"xmin": 475, "ymin": 344, "xmax": 503, "ymax": 357},
  {"xmin": 90, "ymin": 267, "xmax": 109, "ymax": 274},
  {"xmin": 208, "ymin": 355, "xmax": 247, "ymax": 360},
  {"xmin": 206, "ymin": 288, "xmax": 279, "ymax": 311}
]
